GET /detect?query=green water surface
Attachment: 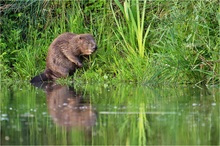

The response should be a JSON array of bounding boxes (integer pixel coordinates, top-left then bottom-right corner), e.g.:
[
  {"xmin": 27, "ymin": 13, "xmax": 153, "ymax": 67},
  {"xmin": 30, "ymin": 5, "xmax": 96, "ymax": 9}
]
[{"xmin": 1, "ymin": 82, "xmax": 219, "ymax": 145}]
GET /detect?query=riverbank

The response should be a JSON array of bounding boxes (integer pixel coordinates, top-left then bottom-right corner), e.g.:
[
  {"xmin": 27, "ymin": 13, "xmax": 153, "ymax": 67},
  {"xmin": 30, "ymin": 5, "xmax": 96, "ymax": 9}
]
[{"xmin": 1, "ymin": 0, "xmax": 219, "ymax": 85}]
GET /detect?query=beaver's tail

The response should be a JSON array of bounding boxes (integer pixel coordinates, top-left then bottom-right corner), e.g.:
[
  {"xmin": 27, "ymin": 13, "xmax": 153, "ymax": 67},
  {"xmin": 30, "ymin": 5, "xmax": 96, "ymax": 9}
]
[{"xmin": 30, "ymin": 72, "xmax": 50, "ymax": 83}]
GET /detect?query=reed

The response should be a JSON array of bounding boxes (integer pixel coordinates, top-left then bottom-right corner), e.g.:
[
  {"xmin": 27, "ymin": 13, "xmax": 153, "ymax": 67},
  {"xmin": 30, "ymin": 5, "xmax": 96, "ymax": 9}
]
[{"xmin": 112, "ymin": 0, "xmax": 151, "ymax": 58}]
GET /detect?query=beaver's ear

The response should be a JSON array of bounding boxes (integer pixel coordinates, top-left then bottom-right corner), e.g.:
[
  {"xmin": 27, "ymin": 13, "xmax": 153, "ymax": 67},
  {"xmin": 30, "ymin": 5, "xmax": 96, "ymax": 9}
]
[{"xmin": 79, "ymin": 36, "xmax": 83, "ymax": 40}]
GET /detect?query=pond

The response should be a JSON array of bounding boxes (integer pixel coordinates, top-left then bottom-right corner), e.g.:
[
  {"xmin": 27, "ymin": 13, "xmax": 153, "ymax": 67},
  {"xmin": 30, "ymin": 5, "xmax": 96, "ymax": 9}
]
[{"xmin": 1, "ymin": 82, "xmax": 219, "ymax": 145}]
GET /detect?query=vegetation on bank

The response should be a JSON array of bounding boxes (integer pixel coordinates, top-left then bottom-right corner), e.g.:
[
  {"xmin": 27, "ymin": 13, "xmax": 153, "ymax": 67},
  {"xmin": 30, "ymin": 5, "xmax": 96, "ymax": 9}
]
[{"xmin": 0, "ymin": 0, "xmax": 219, "ymax": 85}]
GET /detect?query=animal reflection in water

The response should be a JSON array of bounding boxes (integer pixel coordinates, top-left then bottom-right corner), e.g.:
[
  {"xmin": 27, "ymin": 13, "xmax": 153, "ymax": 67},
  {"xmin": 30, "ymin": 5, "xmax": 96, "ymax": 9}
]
[{"xmin": 32, "ymin": 82, "xmax": 96, "ymax": 130}]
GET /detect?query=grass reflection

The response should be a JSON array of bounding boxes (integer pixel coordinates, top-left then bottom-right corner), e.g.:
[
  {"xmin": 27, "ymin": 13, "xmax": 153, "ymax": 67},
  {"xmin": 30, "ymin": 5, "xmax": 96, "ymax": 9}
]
[{"xmin": 0, "ymin": 82, "xmax": 219, "ymax": 145}]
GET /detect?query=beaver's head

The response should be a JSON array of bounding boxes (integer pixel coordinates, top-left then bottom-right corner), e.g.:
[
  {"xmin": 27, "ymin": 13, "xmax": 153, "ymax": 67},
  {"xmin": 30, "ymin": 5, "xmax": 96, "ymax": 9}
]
[{"xmin": 76, "ymin": 34, "xmax": 97, "ymax": 55}]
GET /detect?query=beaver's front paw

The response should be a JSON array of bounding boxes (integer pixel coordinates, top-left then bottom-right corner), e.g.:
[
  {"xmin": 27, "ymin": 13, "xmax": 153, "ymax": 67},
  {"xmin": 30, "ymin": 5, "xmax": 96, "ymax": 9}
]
[{"xmin": 77, "ymin": 62, "xmax": 83, "ymax": 68}]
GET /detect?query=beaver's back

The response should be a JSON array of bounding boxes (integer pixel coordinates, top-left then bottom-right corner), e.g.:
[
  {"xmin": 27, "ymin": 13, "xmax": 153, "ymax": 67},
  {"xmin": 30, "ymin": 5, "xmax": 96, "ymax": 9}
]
[{"xmin": 46, "ymin": 33, "xmax": 78, "ymax": 78}]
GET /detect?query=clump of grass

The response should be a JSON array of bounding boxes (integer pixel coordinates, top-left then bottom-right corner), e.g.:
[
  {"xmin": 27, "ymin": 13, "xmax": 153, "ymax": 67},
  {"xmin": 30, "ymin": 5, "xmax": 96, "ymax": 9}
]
[
  {"xmin": 147, "ymin": 0, "xmax": 220, "ymax": 84},
  {"xmin": 111, "ymin": 0, "xmax": 151, "ymax": 58}
]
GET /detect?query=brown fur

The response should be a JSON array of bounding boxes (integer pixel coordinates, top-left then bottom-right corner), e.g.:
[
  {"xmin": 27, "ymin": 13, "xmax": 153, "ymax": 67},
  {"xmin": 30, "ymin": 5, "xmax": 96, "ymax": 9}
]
[{"xmin": 30, "ymin": 32, "xmax": 97, "ymax": 83}]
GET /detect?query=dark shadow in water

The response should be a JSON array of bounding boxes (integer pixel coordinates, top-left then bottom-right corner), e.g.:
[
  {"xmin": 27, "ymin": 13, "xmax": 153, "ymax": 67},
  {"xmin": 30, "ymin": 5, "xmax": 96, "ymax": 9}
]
[{"xmin": 31, "ymin": 82, "xmax": 97, "ymax": 131}]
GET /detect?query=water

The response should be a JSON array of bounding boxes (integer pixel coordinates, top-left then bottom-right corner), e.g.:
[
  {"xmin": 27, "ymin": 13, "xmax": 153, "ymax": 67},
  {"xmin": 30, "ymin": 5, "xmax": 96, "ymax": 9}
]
[{"xmin": 1, "ymin": 82, "xmax": 219, "ymax": 145}]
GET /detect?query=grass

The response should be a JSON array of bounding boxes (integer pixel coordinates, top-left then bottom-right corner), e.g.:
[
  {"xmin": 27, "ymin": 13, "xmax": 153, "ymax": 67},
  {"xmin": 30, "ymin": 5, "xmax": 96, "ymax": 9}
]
[
  {"xmin": 112, "ymin": 0, "xmax": 151, "ymax": 58},
  {"xmin": 0, "ymin": 0, "xmax": 219, "ymax": 85}
]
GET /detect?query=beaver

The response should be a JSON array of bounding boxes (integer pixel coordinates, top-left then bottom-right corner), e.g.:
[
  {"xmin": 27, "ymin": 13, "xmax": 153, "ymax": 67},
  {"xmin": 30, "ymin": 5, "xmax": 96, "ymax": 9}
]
[{"xmin": 30, "ymin": 32, "xmax": 97, "ymax": 83}]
